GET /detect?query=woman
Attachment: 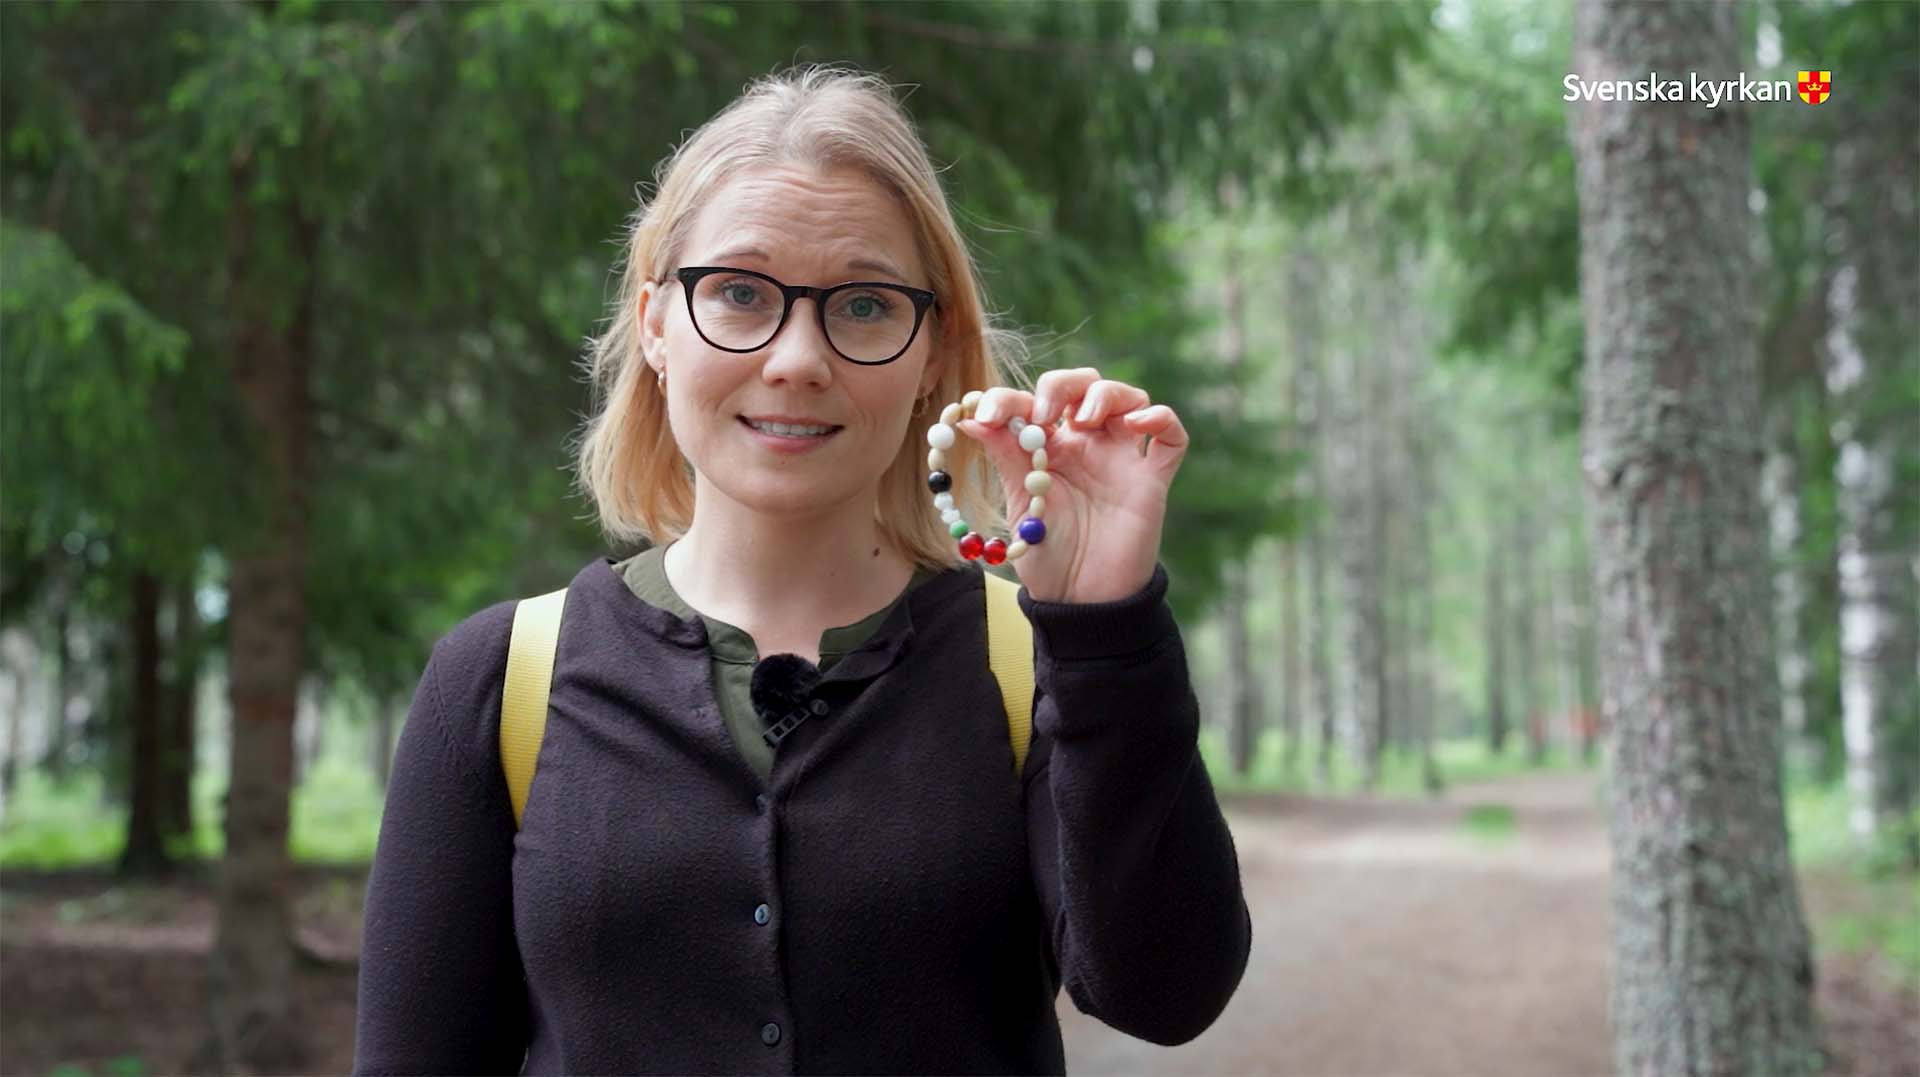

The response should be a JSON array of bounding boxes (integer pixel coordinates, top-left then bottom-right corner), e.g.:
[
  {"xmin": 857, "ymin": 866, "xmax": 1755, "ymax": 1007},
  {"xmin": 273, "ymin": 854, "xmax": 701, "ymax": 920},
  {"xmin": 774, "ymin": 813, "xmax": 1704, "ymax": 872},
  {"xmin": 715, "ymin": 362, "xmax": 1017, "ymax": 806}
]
[{"xmin": 353, "ymin": 64, "xmax": 1250, "ymax": 1075}]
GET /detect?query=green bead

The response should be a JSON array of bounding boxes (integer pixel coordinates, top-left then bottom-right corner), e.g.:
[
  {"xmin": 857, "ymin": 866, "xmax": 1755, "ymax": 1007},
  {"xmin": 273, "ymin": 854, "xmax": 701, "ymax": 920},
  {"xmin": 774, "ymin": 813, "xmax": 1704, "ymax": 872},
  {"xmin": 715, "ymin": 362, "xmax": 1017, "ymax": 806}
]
[{"xmin": 949, "ymin": 520, "xmax": 969, "ymax": 538}]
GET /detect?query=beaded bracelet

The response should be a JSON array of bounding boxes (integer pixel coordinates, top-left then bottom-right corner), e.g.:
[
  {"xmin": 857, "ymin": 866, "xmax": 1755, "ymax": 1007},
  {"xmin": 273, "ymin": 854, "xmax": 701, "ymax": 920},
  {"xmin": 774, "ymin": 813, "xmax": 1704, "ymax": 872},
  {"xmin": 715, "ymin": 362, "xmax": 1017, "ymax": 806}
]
[{"xmin": 925, "ymin": 390, "xmax": 1051, "ymax": 565}]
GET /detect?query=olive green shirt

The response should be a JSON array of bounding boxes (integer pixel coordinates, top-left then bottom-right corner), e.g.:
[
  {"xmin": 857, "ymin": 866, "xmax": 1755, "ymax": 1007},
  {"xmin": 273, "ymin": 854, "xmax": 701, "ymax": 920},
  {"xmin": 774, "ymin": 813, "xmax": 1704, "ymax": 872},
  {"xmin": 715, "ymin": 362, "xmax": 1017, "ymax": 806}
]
[{"xmin": 613, "ymin": 542, "xmax": 937, "ymax": 781}]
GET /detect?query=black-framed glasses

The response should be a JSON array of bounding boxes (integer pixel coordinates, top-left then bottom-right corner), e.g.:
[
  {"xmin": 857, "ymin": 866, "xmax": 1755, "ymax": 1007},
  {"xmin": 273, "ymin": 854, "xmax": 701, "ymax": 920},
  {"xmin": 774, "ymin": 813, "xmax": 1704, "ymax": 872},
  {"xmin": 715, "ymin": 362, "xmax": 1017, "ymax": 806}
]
[{"xmin": 670, "ymin": 266, "xmax": 937, "ymax": 366}]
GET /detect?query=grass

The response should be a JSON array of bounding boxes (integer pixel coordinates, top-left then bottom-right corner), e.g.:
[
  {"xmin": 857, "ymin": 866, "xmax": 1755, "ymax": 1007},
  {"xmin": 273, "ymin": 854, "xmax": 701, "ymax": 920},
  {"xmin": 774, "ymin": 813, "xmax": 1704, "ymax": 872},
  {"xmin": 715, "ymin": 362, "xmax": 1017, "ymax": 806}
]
[
  {"xmin": 4, "ymin": 730, "xmax": 1586, "ymax": 868},
  {"xmin": 1198, "ymin": 727, "xmax": 1593, "ymax": 798},
  {"xmin": 0, "ymin": 755, "xmax": 386, "ymax": 869},
  {"xmin": 1784, "ymin": 779, "xmax": 1920, "ymax": 990},
  {"xmin": 1459, "ymin": 802, "xmax": 1518, "ymax": 843},
  {"xmin": 48, "ymin": 1058, "xmax": 147, "ymax": 1077}
]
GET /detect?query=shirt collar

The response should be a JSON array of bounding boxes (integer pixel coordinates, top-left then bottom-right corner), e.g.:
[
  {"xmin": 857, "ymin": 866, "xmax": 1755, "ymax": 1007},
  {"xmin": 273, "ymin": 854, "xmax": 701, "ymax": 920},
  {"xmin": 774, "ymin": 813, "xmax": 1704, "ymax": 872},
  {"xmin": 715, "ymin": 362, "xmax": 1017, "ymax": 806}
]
[{"xmin": 587, "ymin": 549, "xmax": 981, "ymax": 685}]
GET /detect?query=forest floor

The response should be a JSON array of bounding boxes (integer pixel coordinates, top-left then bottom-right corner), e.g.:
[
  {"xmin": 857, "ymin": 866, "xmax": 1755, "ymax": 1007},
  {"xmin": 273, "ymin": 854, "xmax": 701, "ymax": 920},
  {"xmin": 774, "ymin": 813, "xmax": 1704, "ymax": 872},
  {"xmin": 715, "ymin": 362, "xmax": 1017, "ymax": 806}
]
[
  {"xmin": 1, "ymin": 768, "xmax": 1913, "ymax": 1076},
  {"xmin": 1059, "ymin": 768, "xmax": 1920, "ymax": 1076}
]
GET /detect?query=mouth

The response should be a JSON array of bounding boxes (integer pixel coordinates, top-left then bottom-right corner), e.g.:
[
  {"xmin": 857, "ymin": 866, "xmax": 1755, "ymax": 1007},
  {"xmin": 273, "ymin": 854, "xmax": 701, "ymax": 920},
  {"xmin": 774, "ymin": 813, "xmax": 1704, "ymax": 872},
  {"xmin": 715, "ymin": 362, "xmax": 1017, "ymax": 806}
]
[{"xmin": 738, "ymin": 416, "xmax": 844, "ymax": 440}]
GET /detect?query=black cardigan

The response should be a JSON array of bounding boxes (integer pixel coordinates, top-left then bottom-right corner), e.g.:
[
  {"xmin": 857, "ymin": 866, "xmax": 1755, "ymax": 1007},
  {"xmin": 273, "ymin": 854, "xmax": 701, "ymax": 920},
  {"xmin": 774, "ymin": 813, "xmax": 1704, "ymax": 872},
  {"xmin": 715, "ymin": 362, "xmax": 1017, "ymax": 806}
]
[{"xmin": 352, "ymin": 555, "xmax": 1251, "ymax": 1075}]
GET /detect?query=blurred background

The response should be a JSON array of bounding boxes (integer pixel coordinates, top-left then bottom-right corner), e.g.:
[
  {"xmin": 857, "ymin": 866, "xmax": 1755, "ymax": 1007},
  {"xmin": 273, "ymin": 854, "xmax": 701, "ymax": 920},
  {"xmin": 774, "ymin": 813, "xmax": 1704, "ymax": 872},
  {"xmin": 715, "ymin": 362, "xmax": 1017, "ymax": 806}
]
[{"xmin": 1, "ymin": 1, "xmax": 1914, "ymax": 1074}]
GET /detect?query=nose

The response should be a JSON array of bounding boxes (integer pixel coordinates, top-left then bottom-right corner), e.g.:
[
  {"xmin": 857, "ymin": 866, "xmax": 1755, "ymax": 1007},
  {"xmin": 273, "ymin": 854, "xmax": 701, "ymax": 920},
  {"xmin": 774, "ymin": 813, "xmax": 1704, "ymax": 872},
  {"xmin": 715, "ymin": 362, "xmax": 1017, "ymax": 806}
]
[{"xmin": 758, "ymin": 297, "xmax": 836, "ymax": 390}]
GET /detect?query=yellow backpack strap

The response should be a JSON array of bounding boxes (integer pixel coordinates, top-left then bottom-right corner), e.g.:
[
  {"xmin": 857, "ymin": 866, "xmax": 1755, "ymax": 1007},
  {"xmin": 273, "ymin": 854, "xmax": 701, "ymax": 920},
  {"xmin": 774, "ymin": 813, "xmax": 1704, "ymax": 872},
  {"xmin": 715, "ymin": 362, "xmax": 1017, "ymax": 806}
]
[
  {"xmin": 983, "ymin": 570, "xmax": 1036, "ymax": 779},
  {"xmin": 502, "ymin": 586, "xmax": 569, "ymax": 829}
]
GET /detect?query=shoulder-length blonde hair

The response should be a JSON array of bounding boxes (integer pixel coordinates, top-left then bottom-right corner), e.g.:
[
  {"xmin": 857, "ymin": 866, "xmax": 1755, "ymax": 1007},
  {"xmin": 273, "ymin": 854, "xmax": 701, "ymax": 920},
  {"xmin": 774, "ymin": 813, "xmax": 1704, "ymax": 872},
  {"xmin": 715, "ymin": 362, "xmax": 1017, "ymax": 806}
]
[{"xmin": 573, "ymin": 64, "xmax": 1031, "ymax": 572}]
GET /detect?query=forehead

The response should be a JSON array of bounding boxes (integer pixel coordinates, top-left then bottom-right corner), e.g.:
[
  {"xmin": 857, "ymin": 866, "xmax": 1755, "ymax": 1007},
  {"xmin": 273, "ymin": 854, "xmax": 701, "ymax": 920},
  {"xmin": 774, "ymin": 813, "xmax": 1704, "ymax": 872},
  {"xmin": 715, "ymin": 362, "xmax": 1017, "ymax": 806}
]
[{"xmin": 685, "ymin": 164, "xmax": 923, "ymax": 283}]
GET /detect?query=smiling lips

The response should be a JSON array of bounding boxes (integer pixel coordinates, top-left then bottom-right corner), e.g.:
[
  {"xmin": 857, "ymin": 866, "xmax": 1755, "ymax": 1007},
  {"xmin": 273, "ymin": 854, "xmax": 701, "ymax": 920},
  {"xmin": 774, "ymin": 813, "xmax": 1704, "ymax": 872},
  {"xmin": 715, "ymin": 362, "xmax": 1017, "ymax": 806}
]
[{"xmin": 738, "ymin": 416, "xmax": 843, "ymax": 449}]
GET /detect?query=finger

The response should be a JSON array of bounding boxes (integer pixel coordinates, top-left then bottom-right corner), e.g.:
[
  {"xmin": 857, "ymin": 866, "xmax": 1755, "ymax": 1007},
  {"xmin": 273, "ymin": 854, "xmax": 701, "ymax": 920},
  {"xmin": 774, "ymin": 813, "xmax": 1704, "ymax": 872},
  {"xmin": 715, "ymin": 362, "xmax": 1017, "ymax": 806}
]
[
  {"xmin": 1032, "ymin": 367, "xmax": 1102, "ymax": 427},
  {"xmin": 972, "ymin": 386, "xmax": 1034, "ymax": 427},
  {"xmin": 1121, "ymin": 404, "xmax": 1189, "ymax": 460},
  {"xmin": 1071, "ymin": 380, "xmax": 1151, "ymax": 428}
]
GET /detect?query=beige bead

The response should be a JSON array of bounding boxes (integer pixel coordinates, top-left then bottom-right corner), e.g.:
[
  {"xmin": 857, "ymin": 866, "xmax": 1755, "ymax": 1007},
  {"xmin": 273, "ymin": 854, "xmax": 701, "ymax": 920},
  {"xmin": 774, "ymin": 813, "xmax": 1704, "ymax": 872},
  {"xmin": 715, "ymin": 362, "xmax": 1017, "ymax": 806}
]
[
  {"xmin": 1024, "ymin": 470, "xmax": 1052, "ymax": 495},
  {"xmin": 961, "ymin": 390, "xmax": 984, "ymax": 415},
  {"xmin": 1028, "ymin": 496, "xmax": 1046, "ymax": 517},
  {"xmin": 928, "ymin": 448, "xmax": 947, "ymax": 471},
  {"xmin": 1030, "ymin": 447, "xmax": 1048, "ymax": 471},
  {"xmin": 1006, "ymin": 540, "xmax": 1029, "ymax": 561},
  {"xmin": 940, "ymin": 403, "xmax": 963, "ymax": 426}
]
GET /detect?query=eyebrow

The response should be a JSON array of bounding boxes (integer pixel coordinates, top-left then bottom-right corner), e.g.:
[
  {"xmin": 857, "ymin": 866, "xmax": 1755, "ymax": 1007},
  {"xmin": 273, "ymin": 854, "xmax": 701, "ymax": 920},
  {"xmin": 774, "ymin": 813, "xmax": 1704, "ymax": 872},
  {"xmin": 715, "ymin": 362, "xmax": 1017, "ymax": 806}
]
[{"xmin": 709, "ymin": 246, "xmax": 912, "ymax": 283}]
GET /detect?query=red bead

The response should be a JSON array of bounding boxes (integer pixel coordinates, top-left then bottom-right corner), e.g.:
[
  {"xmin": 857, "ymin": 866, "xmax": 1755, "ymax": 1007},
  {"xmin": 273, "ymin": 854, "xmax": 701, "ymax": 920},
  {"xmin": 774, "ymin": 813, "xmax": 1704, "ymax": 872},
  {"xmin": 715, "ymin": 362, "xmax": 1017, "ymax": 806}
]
[
  {"xmin": 958, "ymin": 532, "xmax": 985, "ymax": 560},
  {"xmin": 982, "ymin": 537, "xmax": 1008, "ymax": 565}
]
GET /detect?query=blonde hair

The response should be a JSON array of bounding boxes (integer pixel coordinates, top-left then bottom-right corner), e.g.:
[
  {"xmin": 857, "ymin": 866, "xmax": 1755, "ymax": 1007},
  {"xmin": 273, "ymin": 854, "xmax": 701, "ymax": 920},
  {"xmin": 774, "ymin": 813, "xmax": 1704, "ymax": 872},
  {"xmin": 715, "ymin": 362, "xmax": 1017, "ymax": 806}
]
[{"xmin": 573, "ymin": 64, "xmax": 1032, "ymax": 571}]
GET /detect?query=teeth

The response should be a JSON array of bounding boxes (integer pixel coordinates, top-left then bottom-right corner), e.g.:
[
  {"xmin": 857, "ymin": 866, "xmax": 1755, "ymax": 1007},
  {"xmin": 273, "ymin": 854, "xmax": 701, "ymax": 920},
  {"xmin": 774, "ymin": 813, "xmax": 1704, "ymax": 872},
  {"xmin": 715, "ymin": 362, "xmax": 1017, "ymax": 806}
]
[{"xmin": 749, "ymin": 420, "xmax": 835, "ymax": 437}]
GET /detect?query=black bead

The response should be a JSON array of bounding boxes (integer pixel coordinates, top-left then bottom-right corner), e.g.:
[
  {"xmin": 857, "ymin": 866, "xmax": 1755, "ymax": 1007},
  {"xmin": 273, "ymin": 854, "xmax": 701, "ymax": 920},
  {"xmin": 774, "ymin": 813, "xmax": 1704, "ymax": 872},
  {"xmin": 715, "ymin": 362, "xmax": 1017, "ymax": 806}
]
[{"xmin": 927, "ymin": 470, "xmax": 952, "ymax": 494}]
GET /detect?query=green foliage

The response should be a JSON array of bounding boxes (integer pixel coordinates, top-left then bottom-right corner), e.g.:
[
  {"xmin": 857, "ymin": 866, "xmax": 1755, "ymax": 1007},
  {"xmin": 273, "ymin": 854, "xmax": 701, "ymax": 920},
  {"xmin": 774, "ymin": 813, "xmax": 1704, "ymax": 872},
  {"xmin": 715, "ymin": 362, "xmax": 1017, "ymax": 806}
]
[
  {"xmin": 1199, "ymin": 730, "xmax": 1591, "ymax": 798},
  {"xmin": 0, "ymin": 756, "xmax": 384, "ymax": 868},
  {"xmin": 43, "ymin": 1056, "xmax": 147, "ymax": 1077},
  {"xmin": 0, "ymin": 220, "xmax": 245, "ymax": 579},
  {"xmin": 1460, "ymin": 802, "xmax": 1517, "ymax": 842},
  {"xmin": 1322, "ymin": 0, "xmax": 1581, "ymax": 417},
  {"xmin": 2, "ymin": 0, "xmax": 1434, "ymax": 718},
  {"xmin": 1789, "ymin": 778, "xmax": 1920, "ymax": 988}
]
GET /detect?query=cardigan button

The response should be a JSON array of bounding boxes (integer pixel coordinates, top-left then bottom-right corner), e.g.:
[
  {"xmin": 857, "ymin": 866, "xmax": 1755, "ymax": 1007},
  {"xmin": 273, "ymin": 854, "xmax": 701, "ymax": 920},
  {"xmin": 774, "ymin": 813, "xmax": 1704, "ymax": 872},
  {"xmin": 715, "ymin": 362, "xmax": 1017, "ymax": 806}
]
[
  {"xmin": 754, "ymin": 902, "xmax": 771, "ymax": 925},
  {"xmin": 809, "ymin": 699, "xmax": 829, "ymax": 716},
  {"xmin": 755, "ymin": 794, "xmax": 770, "ymax": 813},
  {"xmin": 761, "ymin": 1021, "xmax": 781, "ymax": 1046}
]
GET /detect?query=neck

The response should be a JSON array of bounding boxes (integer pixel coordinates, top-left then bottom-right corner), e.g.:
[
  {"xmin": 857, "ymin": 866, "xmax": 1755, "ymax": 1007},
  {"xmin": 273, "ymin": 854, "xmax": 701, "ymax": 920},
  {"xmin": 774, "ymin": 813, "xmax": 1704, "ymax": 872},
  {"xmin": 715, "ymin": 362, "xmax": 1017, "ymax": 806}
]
[{"xmin": 663, "ymin": 475, "xmax": 914, "ymax": 630}]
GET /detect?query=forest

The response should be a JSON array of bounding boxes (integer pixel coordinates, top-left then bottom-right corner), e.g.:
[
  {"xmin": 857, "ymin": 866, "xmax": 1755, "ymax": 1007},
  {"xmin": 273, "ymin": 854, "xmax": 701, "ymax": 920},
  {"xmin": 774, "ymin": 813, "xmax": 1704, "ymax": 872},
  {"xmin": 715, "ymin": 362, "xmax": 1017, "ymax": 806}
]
[{"xmin": 2, "ymin": 1, "xmax": 1915, "ymax": 1074}]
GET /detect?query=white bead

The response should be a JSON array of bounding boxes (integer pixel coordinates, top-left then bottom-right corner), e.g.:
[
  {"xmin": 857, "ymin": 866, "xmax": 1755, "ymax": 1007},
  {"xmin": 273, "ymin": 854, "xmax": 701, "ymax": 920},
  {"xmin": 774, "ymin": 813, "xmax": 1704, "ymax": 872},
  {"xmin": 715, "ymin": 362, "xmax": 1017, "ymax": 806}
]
[
  {"xmin": 940, "ymin": 403, "xmax": 962, "ymax": 426},
  {"xmin": 934, "ymin": 492, "xmax": 954, "ymax": 510},
  {"xmin": 1028, "ymin": 496, "xmax": 1046, "ymax": 516},
  {"xmin": 927, "ymin": 424, "xmax": 955, "ymax": 450},
  {"xmin": 1025, "ymin": 471, "xmax": 1052, "ymax": 495},
  {"xmin": 1007, "ymin": 540, "xmax": 1029, "ymax": 561},
  {"xmin": 941, "ymin": 508, "xmax": 961, "ymax": 524},
  {"xmin": 1018, "ymin": 424, "xmax": 1047, "ymax": 452},
  {"xmin": 1029, "ymin": 447, "xmax": 1048, "ymax": 471},
  {"xmin": 927, "ymin": 448, "xmax": 947, "ymax": 471},
  {"xmin": 1008, "ymin": 415, "xmax": 1027, "ymax": 435},
  {"xmin": 962, "ymin": 390, "xmax": 984, "ymax": 413}
]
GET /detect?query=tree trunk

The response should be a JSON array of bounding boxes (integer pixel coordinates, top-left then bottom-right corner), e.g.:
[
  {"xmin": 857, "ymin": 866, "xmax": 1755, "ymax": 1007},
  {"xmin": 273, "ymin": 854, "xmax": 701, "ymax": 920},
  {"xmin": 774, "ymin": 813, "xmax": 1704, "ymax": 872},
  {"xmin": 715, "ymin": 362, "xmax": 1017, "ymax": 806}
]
[
  {"xmin": 1223, "ymin": 562, "xmax": 1259, "ymax": 778},
  {"xmin": 1763, "ymin": 407, "xmax": 1820, "ymax": 778},
  {"xmin": 1485, "ymin": 533, "xmax": 1509, "ymax": 755},
  {"xmin": 202, "ymin": 165, "xmax": 318, "ymax": 1073},
  {"xmin": 1823, "ymin": 73, "xmax": 1920, "ymax": 853},
  {"xmin": 1332, "ymin": 244, "xmax": 1387, "ymax": 790},
  {"xmin": 1, "ymin": 627, "xmax": 30, "ymax": 813},
  {"xmin": 120, "ymin": 569, "xmax": 173, "ymax": 876},
  {"xmin": 1277, "ymin": 541, "xmax": 1303, "ymax": 779},
  {"xmin": 1569, "ymin": 1, "xmax": 1821, "ymax": 1071},
  {"xmin": 1403, "ymin": 330, "xmax": 1441, "ymax": 794},
  {"xmin": 162, "ymin": 578, "xmax": 200, "ymax": 849},
  {"xmin": 1511, "ymin": 421, "xmax": 1545, "ymax": 765},
  {"xmin": 1217, "ymin": 175, "xmax": 1261, "ymax": 779},
  {"xmin": 1286, "ymin": 241, "xmax": 1339, "ymax": 788},
  {"xmin": 46, "ymin": 572, "xmax": 73, "ymax": 778}
]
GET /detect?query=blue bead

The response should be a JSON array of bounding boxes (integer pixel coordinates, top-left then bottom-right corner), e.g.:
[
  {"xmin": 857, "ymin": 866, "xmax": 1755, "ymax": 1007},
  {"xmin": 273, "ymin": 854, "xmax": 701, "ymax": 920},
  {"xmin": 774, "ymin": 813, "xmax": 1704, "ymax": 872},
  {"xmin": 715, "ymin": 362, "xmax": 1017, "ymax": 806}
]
[{"xmin": 1017, "ymin": 517, "xmax": 1046, "ymax": 545}]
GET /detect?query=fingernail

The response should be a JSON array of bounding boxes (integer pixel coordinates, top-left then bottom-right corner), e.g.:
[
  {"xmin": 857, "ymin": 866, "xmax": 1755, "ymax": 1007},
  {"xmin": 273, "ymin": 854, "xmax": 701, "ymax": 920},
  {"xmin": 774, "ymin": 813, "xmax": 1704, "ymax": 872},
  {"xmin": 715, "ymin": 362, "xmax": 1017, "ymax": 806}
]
[
  {"xmin": 1075, "ymin": 400, "xmax": 1096, "ymax": 422},
  {"xmin": 977, "ymin": 398, "xmax": 1000, "ymax": 423},
  {"xmin": 1033, "ymin": 396, "xmax": 1052, "ymax": 425}
]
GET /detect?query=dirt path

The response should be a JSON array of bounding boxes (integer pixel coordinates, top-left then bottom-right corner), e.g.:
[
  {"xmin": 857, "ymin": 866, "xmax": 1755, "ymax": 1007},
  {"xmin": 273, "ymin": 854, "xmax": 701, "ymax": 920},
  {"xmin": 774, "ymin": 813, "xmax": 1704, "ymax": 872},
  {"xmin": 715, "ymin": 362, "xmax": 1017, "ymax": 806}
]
[{"xmin": 1055, "ymin": 769, "xmax": 1617, "ymax": 1076}]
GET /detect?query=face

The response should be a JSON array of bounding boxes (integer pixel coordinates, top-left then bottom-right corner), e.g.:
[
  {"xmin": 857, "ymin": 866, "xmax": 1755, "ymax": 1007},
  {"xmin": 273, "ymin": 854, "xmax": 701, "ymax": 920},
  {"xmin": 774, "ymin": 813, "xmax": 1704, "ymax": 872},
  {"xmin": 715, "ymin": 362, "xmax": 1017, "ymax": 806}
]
[{"xmin": 638, "ymin": 163, "xmax": 943, "ymax": 520}]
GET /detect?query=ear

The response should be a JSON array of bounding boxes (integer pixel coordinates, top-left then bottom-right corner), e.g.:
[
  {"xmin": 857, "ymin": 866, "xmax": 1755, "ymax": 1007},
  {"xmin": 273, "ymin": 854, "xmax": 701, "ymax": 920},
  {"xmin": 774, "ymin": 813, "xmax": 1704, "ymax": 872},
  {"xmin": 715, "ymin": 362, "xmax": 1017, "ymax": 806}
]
[{"xmin": 637, "ymin": 280, "xmax": 667, "ymax": 374}]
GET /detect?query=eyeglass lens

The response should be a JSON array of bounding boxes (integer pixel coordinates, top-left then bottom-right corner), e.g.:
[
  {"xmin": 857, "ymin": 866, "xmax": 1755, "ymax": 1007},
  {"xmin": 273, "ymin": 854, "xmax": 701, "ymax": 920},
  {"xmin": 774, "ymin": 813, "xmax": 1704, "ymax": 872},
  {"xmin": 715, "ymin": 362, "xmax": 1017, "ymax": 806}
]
[{"xmin": 689, "ymin": 272, "xmax": 919, "ymax": 362}]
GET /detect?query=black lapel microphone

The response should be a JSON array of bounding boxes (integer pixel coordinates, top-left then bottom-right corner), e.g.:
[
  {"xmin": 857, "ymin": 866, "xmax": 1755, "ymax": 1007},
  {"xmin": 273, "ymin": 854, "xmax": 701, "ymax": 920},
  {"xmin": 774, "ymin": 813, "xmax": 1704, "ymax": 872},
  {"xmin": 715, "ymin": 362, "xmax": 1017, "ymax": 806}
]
[{"xmin": 751, "ymin": 653, "xmax": 824, "ymax": 749}]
